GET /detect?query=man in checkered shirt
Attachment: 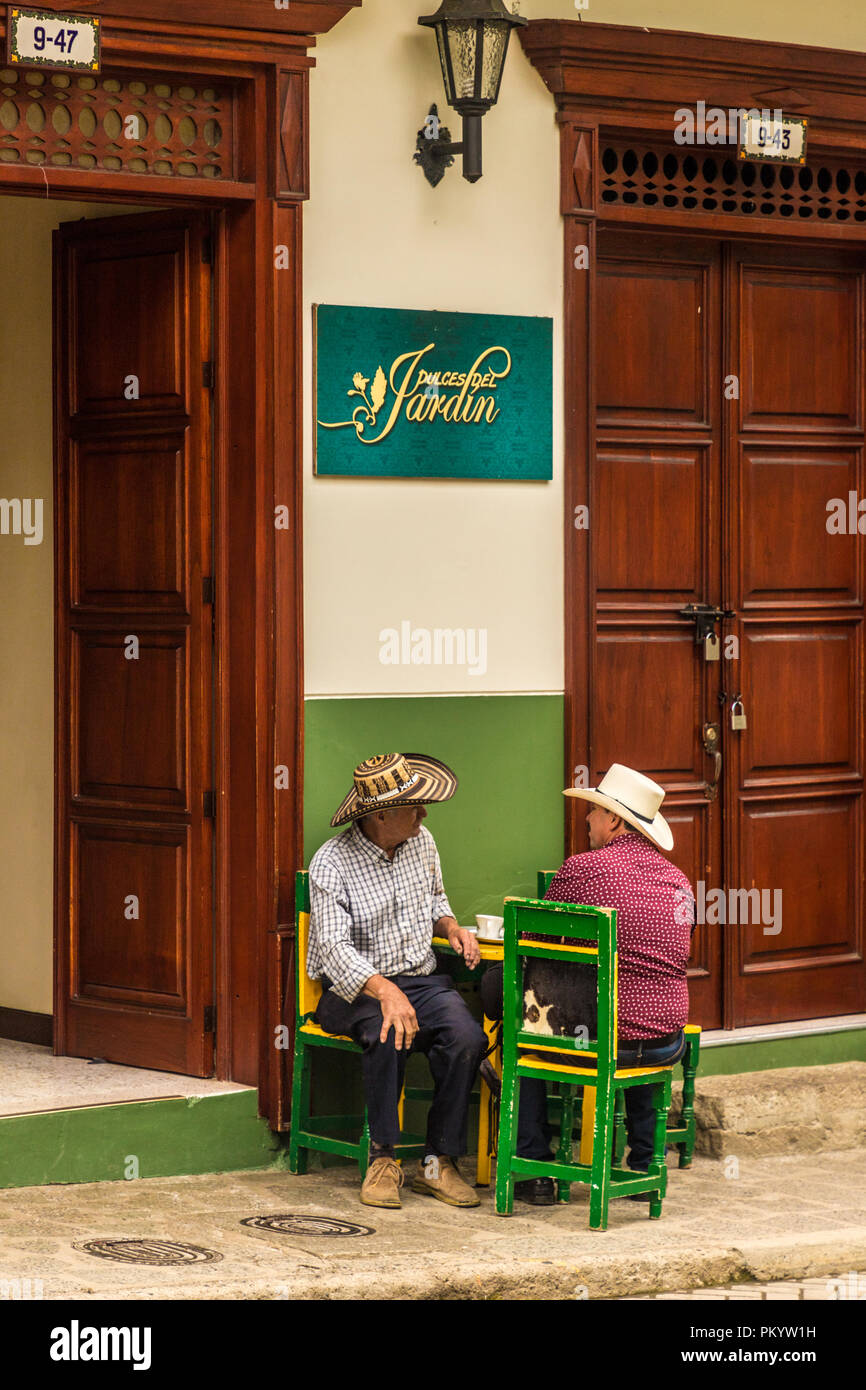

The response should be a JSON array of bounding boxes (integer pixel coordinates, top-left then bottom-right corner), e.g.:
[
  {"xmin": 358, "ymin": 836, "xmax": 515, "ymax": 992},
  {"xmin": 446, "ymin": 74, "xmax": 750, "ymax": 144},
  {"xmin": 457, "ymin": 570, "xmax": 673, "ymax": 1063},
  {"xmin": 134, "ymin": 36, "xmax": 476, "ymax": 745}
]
[{"xmin": 308, "ymin": 753, "xmax": 487, "ymax": 1211}]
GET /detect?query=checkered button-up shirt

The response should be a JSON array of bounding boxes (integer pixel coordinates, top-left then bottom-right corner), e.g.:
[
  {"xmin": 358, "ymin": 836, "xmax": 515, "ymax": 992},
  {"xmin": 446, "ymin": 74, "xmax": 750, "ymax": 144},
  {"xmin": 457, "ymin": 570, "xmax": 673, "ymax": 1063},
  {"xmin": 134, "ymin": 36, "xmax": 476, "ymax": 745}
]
[{"xmin": 307, "ymin": 822, "xmax": 455, "ymax": 1002}]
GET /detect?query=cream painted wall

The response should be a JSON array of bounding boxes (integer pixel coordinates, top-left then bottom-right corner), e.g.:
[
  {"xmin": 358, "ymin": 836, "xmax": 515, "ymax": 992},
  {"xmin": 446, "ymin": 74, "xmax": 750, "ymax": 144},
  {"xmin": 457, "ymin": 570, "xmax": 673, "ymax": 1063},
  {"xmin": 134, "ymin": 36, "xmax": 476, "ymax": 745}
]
[
  {"xmin": 304, "ymin": 1, "xmax": 563, "ymax": 697},
  {"xmin": 0, "ymin": 196, "xmax": 147, "ymax": 1015},
  {"xmin": 304, "ymin": 0, "xmax": 866, "ymax": 699}
]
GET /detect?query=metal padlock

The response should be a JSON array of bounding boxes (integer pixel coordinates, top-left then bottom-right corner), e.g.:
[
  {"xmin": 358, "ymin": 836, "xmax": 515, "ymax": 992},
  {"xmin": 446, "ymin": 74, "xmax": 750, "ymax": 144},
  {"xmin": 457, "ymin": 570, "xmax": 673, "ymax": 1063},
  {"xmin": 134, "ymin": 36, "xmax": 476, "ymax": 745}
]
[
  {"xmin": 704, "ymin": 632, "xmax": 720, "ymax": 662},
  {"xmin": 730, "ymin": 697, "xmax": 747, "ymax": 731}
]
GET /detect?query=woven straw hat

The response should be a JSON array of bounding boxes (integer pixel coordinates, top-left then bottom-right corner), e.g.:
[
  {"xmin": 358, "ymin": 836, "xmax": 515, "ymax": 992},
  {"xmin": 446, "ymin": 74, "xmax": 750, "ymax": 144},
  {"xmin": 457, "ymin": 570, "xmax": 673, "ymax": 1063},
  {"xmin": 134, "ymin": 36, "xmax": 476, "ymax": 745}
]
[
  {"xmin": 330, "ymin": 752, "xmax": 458, "ymax": 828},
  {"xmin": 563, "ymin": 763, "xmax": 673, "ymax": 851}
]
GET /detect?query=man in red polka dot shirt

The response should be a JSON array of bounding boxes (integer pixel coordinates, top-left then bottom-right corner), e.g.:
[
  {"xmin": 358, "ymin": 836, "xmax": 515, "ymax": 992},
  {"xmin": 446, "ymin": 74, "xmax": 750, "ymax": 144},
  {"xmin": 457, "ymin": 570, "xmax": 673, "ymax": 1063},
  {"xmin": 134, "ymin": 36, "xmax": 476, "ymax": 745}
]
[{"xmin": 483, "ymin": 764, "xmax": 695, "ymax": 1204}]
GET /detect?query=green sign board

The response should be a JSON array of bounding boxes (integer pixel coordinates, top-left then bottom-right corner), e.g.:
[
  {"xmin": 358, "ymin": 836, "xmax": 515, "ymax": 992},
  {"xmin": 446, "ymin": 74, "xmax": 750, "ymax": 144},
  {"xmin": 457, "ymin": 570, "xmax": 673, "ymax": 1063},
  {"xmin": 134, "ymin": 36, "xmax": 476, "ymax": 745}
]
[{"xmin": 314, "ymin": 304, "xmax": 552, "ymax": 480}]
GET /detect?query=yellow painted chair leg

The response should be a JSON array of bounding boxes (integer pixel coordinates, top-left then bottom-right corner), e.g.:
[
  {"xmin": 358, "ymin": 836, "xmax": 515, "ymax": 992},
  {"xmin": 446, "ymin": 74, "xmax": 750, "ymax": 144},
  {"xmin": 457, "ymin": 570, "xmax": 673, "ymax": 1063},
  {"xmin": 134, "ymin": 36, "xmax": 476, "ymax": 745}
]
[
  {"xmin": 395, "ymin": 1087, "xmax": 406, "ymax": 1166},
  {"xmin": 477, "ymin": 1078, "xmax": 491, "ymax": 1186},
  {"xmin": 476, "ymin": 1014, "xmax": 500, "ymax": 1186}
]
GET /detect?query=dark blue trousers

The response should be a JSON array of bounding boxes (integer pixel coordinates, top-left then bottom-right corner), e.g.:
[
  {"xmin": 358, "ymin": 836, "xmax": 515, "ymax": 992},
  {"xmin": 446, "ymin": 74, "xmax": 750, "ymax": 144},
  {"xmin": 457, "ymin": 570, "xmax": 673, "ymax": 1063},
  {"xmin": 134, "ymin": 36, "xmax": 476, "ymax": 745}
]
[
  {"xmin": 479, "ymin": 963, "xmax": 685, "ymax": 1166},
  {"xmin": 315, "ymin": 973, "xmax": 487, "ymax": 1156},
  {"xmin": 507, "ymin": 1034, "xmax": 687, "ymax": 1165}
]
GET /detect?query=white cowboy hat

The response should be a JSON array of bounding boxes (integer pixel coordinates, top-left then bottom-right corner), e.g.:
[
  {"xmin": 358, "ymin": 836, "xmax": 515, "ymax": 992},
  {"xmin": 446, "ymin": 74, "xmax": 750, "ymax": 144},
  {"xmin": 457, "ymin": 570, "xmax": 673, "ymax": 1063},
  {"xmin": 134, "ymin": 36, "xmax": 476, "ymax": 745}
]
[{"xmin": 563, "ymin": 763, "xmax": 673, "ymax": 852}]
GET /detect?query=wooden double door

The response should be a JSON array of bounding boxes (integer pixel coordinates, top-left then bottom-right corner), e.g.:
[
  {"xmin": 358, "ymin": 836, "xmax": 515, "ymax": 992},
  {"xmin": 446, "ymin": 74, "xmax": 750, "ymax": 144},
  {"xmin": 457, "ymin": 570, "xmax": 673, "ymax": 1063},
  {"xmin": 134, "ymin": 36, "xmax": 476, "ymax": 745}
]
[
  {"xmin": 54, "ymin": 209, "xmax": 216, "ymax": 1075},
  {"xmin": 591, "ymin": 229, "xmax": 865, "ymax": 1030}
]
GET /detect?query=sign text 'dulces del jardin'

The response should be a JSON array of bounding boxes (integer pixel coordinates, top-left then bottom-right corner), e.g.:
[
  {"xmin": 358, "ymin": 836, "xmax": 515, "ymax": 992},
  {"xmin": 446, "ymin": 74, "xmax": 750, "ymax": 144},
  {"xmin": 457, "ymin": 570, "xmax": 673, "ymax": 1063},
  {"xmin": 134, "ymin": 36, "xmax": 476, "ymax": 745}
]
[{"xmin": 313, "ymin": 305, "xmax": 552, "ymax": 480}]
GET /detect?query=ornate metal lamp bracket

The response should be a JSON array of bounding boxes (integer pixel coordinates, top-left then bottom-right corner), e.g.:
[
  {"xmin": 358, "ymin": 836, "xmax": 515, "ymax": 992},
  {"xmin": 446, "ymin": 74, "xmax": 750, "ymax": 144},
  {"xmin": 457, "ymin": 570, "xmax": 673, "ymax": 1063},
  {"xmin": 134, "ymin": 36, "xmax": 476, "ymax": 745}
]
[{"xmin": 414, "ymin": 103, "xmax": 460, "ymax": 186}]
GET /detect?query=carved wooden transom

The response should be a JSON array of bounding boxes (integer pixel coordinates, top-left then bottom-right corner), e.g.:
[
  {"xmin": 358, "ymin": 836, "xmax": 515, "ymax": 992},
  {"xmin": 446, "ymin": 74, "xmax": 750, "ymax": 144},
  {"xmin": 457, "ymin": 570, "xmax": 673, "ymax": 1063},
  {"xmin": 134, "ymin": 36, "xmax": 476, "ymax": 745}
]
[
  {"xmin": 0, "ymin": 67, "xmax": 231, "ymax": 179},
  {"xmin": 600, "ymin": 137, "xmax": 866, "ymax": 225}
]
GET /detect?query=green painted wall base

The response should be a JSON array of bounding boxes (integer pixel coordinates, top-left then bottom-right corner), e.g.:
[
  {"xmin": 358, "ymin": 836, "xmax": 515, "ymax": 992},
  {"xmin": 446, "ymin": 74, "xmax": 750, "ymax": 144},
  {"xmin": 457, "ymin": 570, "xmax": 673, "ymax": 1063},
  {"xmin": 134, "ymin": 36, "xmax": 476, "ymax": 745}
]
[
  {"xmin": 304, "ymin": 694, "xmax": 565, "ymax": 921},
  {"xmin": 0, "ymin": 1089, "xmax": 280, "ymax": 1190},
  {"xmin": 697, "ymin": 1027, "xmax": 866, "ymax": 1077}
]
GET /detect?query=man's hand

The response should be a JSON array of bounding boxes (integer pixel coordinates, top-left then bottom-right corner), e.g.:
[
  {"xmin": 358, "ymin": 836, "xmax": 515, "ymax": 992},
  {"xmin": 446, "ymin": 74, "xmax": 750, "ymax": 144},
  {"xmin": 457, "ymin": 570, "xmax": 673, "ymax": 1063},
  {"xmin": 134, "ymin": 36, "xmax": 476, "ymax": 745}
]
[
  {"xmin": 362, "ymin": 975, "xmax": 419, "ymax": 1049},
  {"xmin": 443, "ymin": 919, "xmax": 481, "ymax": 969}
]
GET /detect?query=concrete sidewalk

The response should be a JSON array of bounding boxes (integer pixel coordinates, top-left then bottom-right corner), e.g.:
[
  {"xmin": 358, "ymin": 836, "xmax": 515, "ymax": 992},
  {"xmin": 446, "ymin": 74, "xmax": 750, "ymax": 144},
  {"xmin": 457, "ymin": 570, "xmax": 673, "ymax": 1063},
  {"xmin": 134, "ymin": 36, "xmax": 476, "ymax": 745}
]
[{"xmin": 2, "ymin": 1148, "xmax": 866, "ymax": 1301}]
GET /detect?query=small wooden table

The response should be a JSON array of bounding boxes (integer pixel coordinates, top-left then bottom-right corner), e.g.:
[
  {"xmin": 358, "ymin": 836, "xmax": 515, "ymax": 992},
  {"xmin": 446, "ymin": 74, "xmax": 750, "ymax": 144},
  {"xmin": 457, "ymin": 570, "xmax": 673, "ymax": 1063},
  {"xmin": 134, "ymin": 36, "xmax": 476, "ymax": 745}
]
[{"xmin": 432, "ymin": 934, "xmax": 503, "ymax": 965}]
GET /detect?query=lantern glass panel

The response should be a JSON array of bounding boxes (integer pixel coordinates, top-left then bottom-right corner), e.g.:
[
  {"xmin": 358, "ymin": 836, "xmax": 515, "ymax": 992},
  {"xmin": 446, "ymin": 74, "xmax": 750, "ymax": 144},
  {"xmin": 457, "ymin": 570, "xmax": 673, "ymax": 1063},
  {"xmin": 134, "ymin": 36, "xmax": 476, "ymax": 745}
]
[
  {"xmin": 480, "ymin": 22, "xmax": 508, "ymax": 102},
  {"xmin": 446, "ymin": 20, "xmax": 479, "ymax": 101},
  {"xmin": 434, "ymin": 25, "xmax": 453, "ymax": 103}
]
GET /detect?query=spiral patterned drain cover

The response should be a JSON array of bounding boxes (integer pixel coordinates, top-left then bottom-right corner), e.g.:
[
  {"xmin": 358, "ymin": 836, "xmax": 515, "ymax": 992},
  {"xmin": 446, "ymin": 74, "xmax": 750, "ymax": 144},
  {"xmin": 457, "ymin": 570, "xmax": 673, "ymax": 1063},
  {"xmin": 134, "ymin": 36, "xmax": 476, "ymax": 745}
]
[
  {"xmin": 74, "ymin": 1239, "xmax": 222, "ymax": 1266},
  {"xmin": 240, "ymin": 1214, "xmax": 374, "ymax": 1238}
]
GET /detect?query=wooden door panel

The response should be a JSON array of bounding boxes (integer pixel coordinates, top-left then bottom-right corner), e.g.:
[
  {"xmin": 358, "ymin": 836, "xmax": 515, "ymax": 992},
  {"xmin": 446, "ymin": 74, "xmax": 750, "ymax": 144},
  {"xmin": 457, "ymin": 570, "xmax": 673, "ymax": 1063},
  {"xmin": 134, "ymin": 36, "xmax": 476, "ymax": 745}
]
[
  {"xmin": 740, "ymin": 448, "xmax": 860, "ymax": 604},
  {"xmin": 596, "ymin": 258, "xmax": 712, "ymax": 426},
  {"xmin": 739, "ymin": 264, "xmax": 861, "ymax": 432},
  {"xmin": 72, "ymin": 437, "xmax": 186, "ymax": 608},
  {"xmin": 595, "ymin": 230, "xmax": 724, "ymax": 1028},
  {"xmin": 662, "ymin": 808, "xmax": 717, "ymax": 990},
  {"xmin": 71, "ymin": 230, "xmax": 187, "ymax": 416},
  {"xmin": 742, "ymin": 626, "xmax": 859, "ymax": 781},
  {"xmin": 594, "ymin": 628, "xmax": 706, "ymax": 782},
  {"xmin": 75, "ymin": 631, "xmax": 187, "ymax": 805},
  {"xmin": 56, "ymin": 210, "xmax": 214, "ymax": 1076},
  {"xmin": 741, "ymin": 797, "xmax": 857, "ymax": 959},
  {"xmin": 729, "ymin": 241, "xmax": 866, "ymax": 1025},
  {"xmin": 735, "ymin": 795, "xmax": 862, "ymax": 1025},
  {"xmin": 596, "ymin": 447, "xmax": 706, "ymax": 599},
  {"xmin": 589, "ymin": 229, "xmax": 865, "ymax": 1033},
  {"xmin": 74, "ymin": 823, "xmax": 188, "ymax": 1005}
]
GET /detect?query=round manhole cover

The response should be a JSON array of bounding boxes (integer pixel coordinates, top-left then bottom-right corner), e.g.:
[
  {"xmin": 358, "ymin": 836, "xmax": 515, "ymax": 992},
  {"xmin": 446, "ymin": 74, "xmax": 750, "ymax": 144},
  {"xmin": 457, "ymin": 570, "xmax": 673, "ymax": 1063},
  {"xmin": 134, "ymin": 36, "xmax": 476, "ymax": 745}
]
[
  {"xmin": 240, "ymin": 1215, "xmax": 374, "ymax": 1238},
  {"xmin": 74, "ymin": 1239, "xmax": 222, "ymax": 1266}
]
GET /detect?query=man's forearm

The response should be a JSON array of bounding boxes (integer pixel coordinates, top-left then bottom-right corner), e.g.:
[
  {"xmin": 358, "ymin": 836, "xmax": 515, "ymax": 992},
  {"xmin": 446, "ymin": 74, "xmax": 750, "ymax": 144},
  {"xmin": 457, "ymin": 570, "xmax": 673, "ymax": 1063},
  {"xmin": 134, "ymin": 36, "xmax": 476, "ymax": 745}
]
[
  {"xmin": 319, "ymin": 941, "xmax": 378, "ymax": 1003},
  {"xmin": 362, "ymin": 973, "xmax": 390, "ymax": 1001}
]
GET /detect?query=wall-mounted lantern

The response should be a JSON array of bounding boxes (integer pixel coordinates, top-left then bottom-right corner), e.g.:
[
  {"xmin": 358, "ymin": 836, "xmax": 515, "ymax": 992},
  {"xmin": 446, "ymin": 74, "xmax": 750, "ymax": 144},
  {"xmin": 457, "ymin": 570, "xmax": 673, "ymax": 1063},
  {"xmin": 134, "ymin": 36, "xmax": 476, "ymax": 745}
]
[{"xmin": 415, "ymin": 0, "xmax": 527, "ymax": 186}]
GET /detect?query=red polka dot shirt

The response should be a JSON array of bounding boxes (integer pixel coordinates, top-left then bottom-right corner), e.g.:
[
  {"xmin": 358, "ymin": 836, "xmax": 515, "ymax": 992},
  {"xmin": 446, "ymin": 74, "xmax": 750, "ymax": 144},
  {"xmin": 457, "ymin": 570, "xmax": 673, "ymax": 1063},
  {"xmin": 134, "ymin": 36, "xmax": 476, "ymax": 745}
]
[{"xmin": 544, "ymin": 831, "xmax": 695, "ymax": 1040}]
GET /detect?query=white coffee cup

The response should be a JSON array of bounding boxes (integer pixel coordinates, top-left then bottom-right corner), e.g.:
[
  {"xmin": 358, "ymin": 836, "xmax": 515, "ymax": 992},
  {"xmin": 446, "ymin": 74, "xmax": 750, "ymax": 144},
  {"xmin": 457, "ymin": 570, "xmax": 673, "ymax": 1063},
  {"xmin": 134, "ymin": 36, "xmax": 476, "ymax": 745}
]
[{"xmin": 475, "ymin": 914, "xmax": 504, "ymax": 941}]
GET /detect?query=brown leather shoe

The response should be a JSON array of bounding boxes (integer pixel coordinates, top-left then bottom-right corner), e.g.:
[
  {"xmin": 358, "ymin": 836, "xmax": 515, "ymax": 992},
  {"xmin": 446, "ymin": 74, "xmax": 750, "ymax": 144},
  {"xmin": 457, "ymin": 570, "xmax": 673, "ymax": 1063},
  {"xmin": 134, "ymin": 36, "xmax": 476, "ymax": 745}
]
[
  {"xmin": 411, "ymin": 1155, "xmax": 480, "ymax": 1208},
  {"xmin": 360, "ymin": 1155, "xmax": 404, "ymax": 1209}
]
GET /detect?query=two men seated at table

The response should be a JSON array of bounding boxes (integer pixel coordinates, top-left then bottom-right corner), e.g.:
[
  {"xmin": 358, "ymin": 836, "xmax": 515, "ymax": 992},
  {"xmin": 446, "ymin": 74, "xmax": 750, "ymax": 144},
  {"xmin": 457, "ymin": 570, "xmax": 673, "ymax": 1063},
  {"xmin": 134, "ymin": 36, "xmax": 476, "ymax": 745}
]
[
  {"xmin": 482, "ymin": 764, "xmax": 695, "ymax": 1205},
  {"xmin": 308, "ymin": 751, "xmax": 694, "ymax": 1213},
  {"xmin": 307, "ymin": 752, "xmax": 487, "ymax": 1211}
]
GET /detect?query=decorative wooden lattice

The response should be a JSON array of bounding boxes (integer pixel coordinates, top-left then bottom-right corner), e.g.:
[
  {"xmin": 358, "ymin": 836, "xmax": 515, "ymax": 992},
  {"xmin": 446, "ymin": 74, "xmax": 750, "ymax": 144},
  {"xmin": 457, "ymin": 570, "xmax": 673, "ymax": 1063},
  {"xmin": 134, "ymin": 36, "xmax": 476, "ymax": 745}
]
[
  {"xmin": 600, "ymin": 139, "xmax": 866, "ymax": 224},
  {"xmin": 0, "ymin": 67, "xmax": 231, "ymax": 178}
]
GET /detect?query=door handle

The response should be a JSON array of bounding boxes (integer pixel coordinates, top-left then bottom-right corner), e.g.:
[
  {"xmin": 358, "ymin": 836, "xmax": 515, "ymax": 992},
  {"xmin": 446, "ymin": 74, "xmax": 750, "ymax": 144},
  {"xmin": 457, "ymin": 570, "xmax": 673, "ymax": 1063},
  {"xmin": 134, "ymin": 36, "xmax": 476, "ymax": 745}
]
[{"xmin": 702, "ymin": 722, "xmax": 721, "ymax": 801}]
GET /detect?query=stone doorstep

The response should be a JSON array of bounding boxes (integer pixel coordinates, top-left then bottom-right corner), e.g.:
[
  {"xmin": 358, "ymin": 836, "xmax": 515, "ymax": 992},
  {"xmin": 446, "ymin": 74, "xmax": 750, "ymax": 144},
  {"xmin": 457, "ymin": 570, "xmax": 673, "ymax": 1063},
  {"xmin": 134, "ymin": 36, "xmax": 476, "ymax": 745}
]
[
  {"xmin": 0, "ymin": 1090, "xmax": 278, "ymax": 1191},
  {"xmin": 629, "ymin": 1272, "xmax": 866, "ymax": 1301},
  {"xmin": 669, "ymin": 1060, "xmax": 866, "ymax": 1160}
]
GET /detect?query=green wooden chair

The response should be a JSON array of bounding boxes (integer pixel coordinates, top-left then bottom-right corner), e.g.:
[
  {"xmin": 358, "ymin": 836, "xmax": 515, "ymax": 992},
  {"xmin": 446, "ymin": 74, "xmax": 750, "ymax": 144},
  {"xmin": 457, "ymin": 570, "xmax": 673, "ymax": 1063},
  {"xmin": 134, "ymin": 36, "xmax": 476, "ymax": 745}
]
[
  {"xmin": 612, "ymin": 1024, "xmax": 701, "ymax": 1167},
  {"xmin": 494, "ymin": 895, "xmax": 675, "ymax": 1229},
  {"xmin": 536, "ymin": 870, "xmax": 701, "ymax": 1168},
  {"xmin": 287, "ymin": 870, "xmax": 427, "ymax": 1177},
  {"xmin": 666, "ymin": 1023, "xmax": 701, "ymax": 1166}
]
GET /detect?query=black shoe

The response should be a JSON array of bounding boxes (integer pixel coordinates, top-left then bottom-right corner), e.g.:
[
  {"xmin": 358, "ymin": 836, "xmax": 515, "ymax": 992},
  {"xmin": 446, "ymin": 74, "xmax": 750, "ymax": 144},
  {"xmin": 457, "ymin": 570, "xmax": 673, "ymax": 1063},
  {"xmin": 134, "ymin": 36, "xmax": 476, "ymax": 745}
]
[{"xmin": 514, "ymin": 1177, "xmax": 557, "ymax": 1205}]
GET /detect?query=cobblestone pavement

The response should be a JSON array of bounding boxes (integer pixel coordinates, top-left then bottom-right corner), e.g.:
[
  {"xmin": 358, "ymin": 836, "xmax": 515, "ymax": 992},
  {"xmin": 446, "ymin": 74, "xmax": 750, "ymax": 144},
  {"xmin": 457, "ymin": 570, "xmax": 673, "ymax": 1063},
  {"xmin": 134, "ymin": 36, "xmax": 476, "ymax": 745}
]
[{"xmin": 2, "ymin": 1150, "xmax": 866, "ymax": 1300}]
